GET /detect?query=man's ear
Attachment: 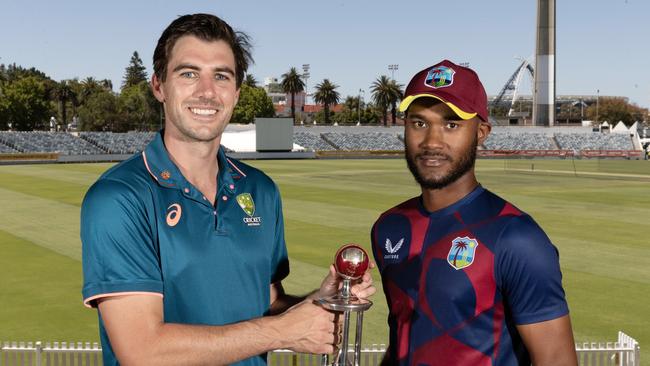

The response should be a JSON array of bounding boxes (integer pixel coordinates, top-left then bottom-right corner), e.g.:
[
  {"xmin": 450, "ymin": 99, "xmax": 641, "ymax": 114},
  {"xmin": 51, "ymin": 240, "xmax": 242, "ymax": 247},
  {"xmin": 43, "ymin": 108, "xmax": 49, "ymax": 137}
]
[
  {"xmin": 234, "ymin": 88, "xmax": 240, "ymax": 106},
  {"xmin": 151, "ymin": 74, "xmax": 165, "ymax": 103},
  {"xmin": 477, "ymin": 120, "xmax": 492, "ymax": 145}
]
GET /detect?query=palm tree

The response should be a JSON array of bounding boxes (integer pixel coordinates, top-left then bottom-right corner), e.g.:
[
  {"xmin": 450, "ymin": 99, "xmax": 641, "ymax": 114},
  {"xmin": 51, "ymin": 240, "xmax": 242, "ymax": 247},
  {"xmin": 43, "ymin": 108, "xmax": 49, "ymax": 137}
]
[
  {"xmin": 244, "ymin": 74, "xmax": 258, "ymax": 88},
  {"xmin": 451, "ymin": 240, "xmax": 469, "ymax": 267},
  {"xmin": 371, "ymin": 75, "xmax": 392, "ymax": 126},
  {"xmin": 280, "ymin": 67, "xmax": 305, "ymax": 121},
  {"xmin": 81, "ymin": 77, "xmax": 102, "ymax": 102},
  {"xmin": 388, "ymin": 79, "xmax": 403, "ymax": 125},
  {"xmin": 313, "ymin": 79, "xmax": 340, "ymax": 124},
  {"xmin": 53, "ymin": 80, "xmax": 77, "ymax": 127}
]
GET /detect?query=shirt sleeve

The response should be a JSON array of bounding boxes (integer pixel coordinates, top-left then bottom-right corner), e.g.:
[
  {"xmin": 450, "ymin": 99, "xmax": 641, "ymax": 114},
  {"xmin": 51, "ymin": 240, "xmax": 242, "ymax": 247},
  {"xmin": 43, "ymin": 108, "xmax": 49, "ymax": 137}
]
[
  {"xmin": 270, "ymin": 183, "xmax": 289, "ymax": 284},
  {"xmin": 495, "ymin": 215, "xmax": 569, "ymax": 325},
  {"xmin": 81, "ymin": 178, "xmax": 163, "ymax": 308}
]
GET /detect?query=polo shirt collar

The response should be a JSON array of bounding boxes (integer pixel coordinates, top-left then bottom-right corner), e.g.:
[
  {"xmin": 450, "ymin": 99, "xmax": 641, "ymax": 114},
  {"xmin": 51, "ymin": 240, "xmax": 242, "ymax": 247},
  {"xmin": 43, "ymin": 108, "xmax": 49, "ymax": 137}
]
[{"xmin": 142, "ymin": 131, "xmax": 237, "ymax": 194}]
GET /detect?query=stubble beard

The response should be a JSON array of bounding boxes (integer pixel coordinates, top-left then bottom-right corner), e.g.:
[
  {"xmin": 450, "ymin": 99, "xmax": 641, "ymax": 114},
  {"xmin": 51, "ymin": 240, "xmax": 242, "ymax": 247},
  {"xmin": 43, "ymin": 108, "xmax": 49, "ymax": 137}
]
[{"xmin": 405, "ymin": 136, "xmax": 478, "ymax": 190}]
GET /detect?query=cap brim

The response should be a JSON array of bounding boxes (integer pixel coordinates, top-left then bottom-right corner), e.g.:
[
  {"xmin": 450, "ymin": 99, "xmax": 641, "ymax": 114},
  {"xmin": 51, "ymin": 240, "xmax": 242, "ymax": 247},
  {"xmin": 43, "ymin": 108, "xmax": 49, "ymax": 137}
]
[{"xmin": 399, "ymin": 94, "xmax": 477, "ymax": 120}]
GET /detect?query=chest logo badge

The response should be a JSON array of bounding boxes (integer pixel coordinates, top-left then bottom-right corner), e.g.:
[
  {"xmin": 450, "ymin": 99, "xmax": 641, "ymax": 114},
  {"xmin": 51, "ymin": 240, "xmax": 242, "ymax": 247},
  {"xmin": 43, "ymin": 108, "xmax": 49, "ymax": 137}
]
[
  {"xmin": 236, "ymin": 193, "xmax": 261, "ymax": 226},
  {"xmin": 447, "ymin": 236, "xmax": 478, "ymax": 270},
  {"xmin": 236, "ymin": 193, "xmax": 255, "ymax": 216},
  {"xmin": 166, "ymin": 203, "xmax": 182, "ymax": 227},
  {"xmin": 384, "ymin": 238, "xmax": 404, "ymax": 260}
]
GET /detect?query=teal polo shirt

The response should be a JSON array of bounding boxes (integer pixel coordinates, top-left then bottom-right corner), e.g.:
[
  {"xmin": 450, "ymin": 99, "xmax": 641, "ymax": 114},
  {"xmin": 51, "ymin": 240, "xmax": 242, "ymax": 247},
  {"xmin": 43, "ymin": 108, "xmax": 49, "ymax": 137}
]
[{"xmin": 81, "ymin": 131, "xmax": 289, "ymax": 366}]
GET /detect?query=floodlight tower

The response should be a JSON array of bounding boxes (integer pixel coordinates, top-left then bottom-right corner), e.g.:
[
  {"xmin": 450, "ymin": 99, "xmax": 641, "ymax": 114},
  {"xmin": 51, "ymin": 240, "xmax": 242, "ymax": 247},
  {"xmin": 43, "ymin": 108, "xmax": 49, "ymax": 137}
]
[
  {"xmin": 532, "ymin": 0, "xmax": 556, "ymax": 126},
  {"xmin": 302, "ymin": 64, "xmax": 310, "ymax": 104},
  {"xmin": 388, "ymin": 64, "xmax": 399, "ymax": 80}
]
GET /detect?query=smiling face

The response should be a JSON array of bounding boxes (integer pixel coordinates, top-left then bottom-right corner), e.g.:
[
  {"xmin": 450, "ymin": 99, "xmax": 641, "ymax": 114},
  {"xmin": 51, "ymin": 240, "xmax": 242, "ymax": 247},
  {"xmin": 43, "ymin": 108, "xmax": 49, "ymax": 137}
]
[
  {"xmin": 151, "ymin": 35, "xmax": 240, "ymax": 143},
  {"xmin": 404, "ymin": 98, "xmax": 490, "ymax": 191}
]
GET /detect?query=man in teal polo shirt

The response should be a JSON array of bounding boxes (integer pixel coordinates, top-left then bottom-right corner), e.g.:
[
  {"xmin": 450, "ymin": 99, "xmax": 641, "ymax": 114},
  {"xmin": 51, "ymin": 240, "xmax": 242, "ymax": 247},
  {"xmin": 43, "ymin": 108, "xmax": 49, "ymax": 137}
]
[{"xmin": 81, "ymin": 14, "xmax": 375, "ymax": 366}]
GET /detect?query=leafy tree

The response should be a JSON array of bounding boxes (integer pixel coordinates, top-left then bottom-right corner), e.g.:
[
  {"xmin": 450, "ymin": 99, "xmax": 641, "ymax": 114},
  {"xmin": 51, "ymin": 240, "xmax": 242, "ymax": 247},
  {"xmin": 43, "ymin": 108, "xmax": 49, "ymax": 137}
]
[
  {"xmin": 231, "ymin": 84, "xmax": 275, "ymax": 124},
  {"xmin": 1, "ymin": 76, "xmax": 51, "ymax": 130},
  {"xmin": 122, "ymin": 51, "xmax": 148, "ymax": 91},
  {"xmin": 118, "ymin": 81, "xmax": 161, "ymax": 131},
  {"xmin": 244, "ymin": 74, "xmax": 258, "ymax": 88},
  {"xmin": 333, "ymin": 96, "xmax": 371, "ymax": 125},
  {"xmin": 371, "ymin": 76, "xmax": 402, "ymax": 126},
  {"xmin": 3, "ymin": 63, "xmax": 51, "ymax": 83},
  {"xmin": 280, "ymin": 67, "xmax": 305, "ymax": 122},
  {"xmin": 77, "ymin": 89, "xmax": 121, "ymax": 131},
  {"xmin": 313, "ymin": 79, "xmax": 340, "ymax": 124},
  {"xmin": 586, "ymin": 97, "xmax": 647, "ymax": 125}
]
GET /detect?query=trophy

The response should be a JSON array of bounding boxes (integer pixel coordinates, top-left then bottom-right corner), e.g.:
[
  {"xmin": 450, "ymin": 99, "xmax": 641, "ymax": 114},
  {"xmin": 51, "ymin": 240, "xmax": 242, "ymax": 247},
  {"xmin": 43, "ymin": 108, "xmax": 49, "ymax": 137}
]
[{"xmin": 319, "ymin": 244, "xmax": 373, "ymax": 366}]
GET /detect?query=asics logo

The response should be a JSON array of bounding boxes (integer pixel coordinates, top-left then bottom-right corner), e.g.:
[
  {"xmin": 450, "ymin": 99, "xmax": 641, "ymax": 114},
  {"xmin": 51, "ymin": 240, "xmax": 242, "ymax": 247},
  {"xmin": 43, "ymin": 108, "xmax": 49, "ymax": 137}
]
[{"xmin": 166, "ymin": 203, "xmax": 182, "ymax": 227}]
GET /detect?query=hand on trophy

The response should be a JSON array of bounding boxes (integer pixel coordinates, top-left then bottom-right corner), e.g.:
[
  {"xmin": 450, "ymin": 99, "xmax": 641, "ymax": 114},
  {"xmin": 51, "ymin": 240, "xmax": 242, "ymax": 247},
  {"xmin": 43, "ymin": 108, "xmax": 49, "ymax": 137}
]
[
  {"xmin": 313, "ymin": 261, "xmax": 376, "ymax": 302},
  {"xmin": 317, "ymin": 244, "xmax": 376, "ymax": 366},
  {"xmin": 274, "ymin": 300, "xmax": 339, "ymax": 355}
]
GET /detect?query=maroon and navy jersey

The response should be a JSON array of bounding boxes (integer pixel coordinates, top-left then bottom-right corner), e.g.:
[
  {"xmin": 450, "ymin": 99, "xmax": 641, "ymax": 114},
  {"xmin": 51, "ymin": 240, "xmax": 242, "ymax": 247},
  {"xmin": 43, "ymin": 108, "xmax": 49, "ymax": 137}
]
[{"xmin": 371, "ymin": 186, "xmax": 569, "ymax": 366}]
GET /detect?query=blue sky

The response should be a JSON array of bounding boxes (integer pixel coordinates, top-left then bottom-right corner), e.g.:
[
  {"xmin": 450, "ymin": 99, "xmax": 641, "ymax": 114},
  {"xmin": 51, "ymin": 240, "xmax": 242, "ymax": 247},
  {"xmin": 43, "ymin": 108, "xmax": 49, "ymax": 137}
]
[{"xmin": 1, "ymin": 0, "xmax": 648, "ymax": 108}]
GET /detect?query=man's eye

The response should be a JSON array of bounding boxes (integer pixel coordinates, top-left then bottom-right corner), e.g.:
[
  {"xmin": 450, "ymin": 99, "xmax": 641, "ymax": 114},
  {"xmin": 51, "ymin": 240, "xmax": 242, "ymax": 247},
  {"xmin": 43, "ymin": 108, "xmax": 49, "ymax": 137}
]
[
  {"xmin": 215, "ymin": 74, "xmax": 229, "ymax": 81},
  {"xmin": 180, "ymin": 71, "xmax": 196, "ymax": 78},
  {"xmin": 447, "ymin": 122, "xmax": 459, "ymax": 129},
  {"xmin": 414, "ymin": 121, "xmax": 426, "ymax": 128}
]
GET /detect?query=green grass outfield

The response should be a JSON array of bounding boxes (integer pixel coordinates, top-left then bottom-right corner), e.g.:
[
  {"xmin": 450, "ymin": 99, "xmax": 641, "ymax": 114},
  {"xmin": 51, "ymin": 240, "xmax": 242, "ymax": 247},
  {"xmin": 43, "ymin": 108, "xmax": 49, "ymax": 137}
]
[{"xmin": 1, "ymin": 158, "xmax": 649, "ymax": 359}]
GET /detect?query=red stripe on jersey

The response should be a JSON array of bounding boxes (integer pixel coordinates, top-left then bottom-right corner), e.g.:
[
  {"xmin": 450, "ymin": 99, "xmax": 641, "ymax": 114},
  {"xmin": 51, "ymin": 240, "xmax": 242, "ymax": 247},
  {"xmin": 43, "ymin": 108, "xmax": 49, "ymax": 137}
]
[
  {"xmin": 400, "ymin": 200, "xmax": 429, "ymax": 260},
  {"xmin": 498, "ymin": 202, "xmax": 522, "ymax": 217},
  {"xmin": 411, "ymin": 333, "xmax": 492, "ymax": 366},
  {"xmin": 379, "ymin": 198, "xmax": 429, "ymax": 261},
  {"xmin": 492, "ymin": 301, "xmax": 505, "ymax": 362},
  {"xmin": 386, "ymin": 281, "xmax": 415, "ymax": 361},
  {"xmin": 462, "ymin": 237, "xmax": 496, "ymax": 317}
]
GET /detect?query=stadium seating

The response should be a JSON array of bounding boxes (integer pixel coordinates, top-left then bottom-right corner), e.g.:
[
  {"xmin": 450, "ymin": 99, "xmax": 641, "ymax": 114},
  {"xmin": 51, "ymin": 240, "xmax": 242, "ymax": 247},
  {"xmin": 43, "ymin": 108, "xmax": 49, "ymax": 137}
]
[
  {"xmin": 0, "ymin": 131, "xmax": 103, "ymax": 155},
  {"xmin": 0, "ymin": 127, "xmax": 639, "ymax": 157},
  {"xmin": 320, "ymin": 132, "xmax": 403, "ymax": 151},
  {"xmin": 483, "ymin": 132, "xmax": 556, "ymax": 150},
  {"xmin": 555, "ymin": 133, "xmax": 633, "ymax": 151},
  {"xmin": 293, "ymin": 132, "xmax": 337, "ymax": 151},
  {"xmin": 80, "ymin": 131, "xmax": 156, "ymax": 154},
  {"xmin": 0, "ymin": 141, "xmax": 19, "ymax": 153}
]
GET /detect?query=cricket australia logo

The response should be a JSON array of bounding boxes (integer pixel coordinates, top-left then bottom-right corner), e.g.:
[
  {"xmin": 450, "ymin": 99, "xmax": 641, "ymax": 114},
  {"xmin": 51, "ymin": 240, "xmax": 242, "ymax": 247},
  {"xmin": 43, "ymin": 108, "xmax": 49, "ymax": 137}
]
[
  {"xmin": 384, "ymin": 238, "xmax": 404, "ymax": 260},
  {"xmin": 447, "ymin": 236, "xmax": 478, "ymax": 270},
  {"xmin": 236, "ymin": 193, "xmax": 261, "ymax": 226}
]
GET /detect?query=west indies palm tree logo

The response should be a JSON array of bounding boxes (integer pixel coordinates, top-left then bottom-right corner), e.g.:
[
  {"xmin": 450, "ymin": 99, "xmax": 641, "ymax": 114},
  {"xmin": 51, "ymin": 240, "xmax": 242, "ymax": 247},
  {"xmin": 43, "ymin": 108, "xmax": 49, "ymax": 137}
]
[
  {"xmin": 447, "ymin": 236, "xmax": 478, "ymax": 270},
  {"xmin": 425, "ymin": 66, "xmax": 455, "ymax": 89}
]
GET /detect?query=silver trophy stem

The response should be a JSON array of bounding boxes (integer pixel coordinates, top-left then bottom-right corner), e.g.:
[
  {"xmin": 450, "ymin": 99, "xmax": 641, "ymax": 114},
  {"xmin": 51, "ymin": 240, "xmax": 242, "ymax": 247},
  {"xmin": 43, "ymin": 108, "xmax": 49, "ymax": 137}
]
[
  {"xmin": 320, "ymin": 245, "xmax": 372, "ymax": 366},
  {"xmin": 339, "ymin": 310, "xmax": 352, "ymax": 366},
  {"xmin": 341, "ymin": 279, "xmax": 351, "ymax": 298},
  {"xmin": 354, "ymin": 311, "xmax": 364, "ymax": 366}
]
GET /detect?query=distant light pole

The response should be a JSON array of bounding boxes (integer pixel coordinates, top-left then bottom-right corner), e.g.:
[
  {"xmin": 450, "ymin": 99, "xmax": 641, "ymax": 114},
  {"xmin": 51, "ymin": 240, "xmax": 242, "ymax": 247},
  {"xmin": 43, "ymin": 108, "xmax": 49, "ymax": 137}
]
[
  {"xmin": 388, "ymin": 64, "xmax": 399, "ymax": 80},
  {"xmin": 302, "ymin": 64, "xmax": 310, "ymax": 105},
  {"xmin": 357, "ymin": 89, "xmax": 365, "ymax": 126},
  {"xmin": 596, "ymin": 89, "xmax": 600, "ymax": 124}
]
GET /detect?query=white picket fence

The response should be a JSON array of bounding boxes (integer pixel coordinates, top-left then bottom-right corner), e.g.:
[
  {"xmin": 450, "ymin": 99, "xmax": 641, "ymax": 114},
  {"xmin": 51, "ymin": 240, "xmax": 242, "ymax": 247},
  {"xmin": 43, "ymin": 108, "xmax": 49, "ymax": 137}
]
[{"xmin": 1, "ymin": 331, "xmax": 640, "ymax": 366}]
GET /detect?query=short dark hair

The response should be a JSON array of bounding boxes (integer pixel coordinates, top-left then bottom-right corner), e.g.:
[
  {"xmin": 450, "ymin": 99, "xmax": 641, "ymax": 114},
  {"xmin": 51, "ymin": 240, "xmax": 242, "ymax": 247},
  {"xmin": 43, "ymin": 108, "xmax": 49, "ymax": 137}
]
[{"xmin": 153, "ymin": 13, "xmax": 252, "ymax": 88}]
